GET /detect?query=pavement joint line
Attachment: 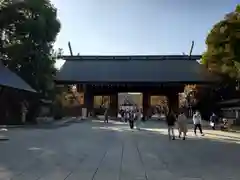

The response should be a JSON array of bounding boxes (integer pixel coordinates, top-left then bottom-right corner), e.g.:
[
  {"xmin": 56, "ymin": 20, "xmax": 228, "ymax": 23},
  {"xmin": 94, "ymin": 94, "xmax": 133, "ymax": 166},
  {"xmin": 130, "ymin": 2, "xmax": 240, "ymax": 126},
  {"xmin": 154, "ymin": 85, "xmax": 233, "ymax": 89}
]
[
  {"xmin": 91, "ymin": 148, "xmax": 108, "ymax": 180},
  {"xmin": 63, "ymin": 154, "xmax": 89, "ymax": 180},
  {"xmin": 35, "ymin": 151, "xmax": 89, "ymax": 180},
  {"xmin": 135, "ymin": 139, "xmax": 149, "ymax": 180},
  {"xmin": 118, "ymin": 140, "xmax": 125, "ymax": 180}
]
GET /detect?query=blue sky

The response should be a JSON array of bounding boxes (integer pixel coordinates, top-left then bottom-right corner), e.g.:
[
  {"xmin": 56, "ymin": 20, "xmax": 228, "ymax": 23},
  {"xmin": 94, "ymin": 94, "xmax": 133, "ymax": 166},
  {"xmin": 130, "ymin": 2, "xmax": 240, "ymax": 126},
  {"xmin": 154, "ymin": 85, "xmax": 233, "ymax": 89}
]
[{"xmin": 52, "ymin": 0, "xmax": 239, "ymax": 56}]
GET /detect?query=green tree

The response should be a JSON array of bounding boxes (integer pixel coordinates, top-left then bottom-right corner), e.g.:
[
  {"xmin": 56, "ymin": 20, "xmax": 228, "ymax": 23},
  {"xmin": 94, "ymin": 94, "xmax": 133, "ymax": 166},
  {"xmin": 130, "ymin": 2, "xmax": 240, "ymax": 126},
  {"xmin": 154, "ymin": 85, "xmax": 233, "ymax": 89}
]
[
  {"xmin": 0, "ymin": 0, "xmax": 61, "ymax": 123},
  {"xmin": 0, "ymin": 0, "xmax": 61, "ymax": 97},
  {"xmin": 202, "ymin": 4, "xmax": 240, "ymax": 79},
  {"xmin": 197, "ymin": 5, "xmax": 240, "ymax": 117},
  {"xmin": 201, "ymin": 4, "xmax": 240, "ymax": 98}
]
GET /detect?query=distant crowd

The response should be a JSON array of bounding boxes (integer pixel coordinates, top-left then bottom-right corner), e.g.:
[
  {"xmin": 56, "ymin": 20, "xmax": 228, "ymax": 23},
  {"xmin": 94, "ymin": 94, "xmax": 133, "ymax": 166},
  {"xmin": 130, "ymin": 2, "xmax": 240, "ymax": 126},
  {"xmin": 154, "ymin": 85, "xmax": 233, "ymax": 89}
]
[{"xmin": 103, "ymin": 105, "xmax": 228, "ymax": 140}]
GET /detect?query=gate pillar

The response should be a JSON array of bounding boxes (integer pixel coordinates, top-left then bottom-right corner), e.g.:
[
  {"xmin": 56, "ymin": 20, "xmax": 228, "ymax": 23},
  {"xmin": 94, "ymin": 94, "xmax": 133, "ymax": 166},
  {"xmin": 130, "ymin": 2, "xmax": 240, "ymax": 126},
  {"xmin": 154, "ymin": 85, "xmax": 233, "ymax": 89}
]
[
  {"xmin": 110, "ymin": 93, "xmax": 118, "ymax": 117},
  {"xmin": 142, "ymin": 91, "xmax": 150, "ymax": 120}
]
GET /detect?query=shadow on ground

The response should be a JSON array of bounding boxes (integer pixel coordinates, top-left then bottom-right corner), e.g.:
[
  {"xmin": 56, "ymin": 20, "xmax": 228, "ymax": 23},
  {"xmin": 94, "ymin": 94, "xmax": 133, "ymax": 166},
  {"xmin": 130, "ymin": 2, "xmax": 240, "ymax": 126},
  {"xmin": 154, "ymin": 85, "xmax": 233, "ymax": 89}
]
[{"xmin": 91, "ymin": 119, "xmax": 240, "ymax": 144}]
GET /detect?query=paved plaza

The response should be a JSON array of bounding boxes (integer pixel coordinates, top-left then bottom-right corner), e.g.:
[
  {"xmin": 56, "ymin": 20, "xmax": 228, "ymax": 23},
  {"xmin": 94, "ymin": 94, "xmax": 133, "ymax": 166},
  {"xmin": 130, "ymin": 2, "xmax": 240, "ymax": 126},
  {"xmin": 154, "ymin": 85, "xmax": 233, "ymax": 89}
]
[{"xmin": 0, "ymin": 119, "xmax": 240, "ymax": 180}]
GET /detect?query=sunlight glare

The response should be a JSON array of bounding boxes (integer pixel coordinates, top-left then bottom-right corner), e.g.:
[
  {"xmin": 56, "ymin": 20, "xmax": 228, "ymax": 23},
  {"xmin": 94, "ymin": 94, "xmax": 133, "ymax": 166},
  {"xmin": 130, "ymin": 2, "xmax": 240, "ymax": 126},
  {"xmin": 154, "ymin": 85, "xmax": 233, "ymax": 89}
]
[{"xmin": 55, "ymin": 59, "xmax": 65, "ymax": 70}]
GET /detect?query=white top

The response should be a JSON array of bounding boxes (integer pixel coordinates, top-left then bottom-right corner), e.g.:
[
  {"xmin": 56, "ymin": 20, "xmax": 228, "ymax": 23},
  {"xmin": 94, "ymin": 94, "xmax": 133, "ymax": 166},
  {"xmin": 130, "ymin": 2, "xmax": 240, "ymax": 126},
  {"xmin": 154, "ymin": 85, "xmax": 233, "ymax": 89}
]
[{"xmin": 193, "ymin": 113, "xmax": 202, "ymax": 124}]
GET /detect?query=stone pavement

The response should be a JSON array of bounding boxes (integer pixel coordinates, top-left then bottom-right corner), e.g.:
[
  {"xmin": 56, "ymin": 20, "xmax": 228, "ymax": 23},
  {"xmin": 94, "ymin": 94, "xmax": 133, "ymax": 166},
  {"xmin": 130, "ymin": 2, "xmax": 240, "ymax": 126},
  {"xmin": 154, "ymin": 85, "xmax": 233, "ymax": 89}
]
[
  {"xmin": 0, "ymin": 116, "xmax": 76, "ymax": 129},
  {"xmin": 0, "ymin": 119, "xmax": 240, "ymax": 180}
]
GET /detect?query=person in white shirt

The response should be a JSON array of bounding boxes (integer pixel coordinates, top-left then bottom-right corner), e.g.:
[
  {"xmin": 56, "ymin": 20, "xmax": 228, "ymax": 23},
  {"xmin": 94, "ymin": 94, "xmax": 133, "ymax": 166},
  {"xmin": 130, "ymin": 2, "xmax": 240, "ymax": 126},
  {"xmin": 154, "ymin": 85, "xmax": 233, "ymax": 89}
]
[{"xmin": 193, "ymin": 111, "xmax": 204, "ymax": 136}]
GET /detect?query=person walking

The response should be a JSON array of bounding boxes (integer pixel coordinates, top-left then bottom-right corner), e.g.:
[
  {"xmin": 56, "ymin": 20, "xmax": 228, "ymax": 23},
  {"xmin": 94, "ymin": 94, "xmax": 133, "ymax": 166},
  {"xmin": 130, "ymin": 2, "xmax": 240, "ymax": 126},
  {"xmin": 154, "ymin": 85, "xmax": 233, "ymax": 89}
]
[
  {"xmin": 193, "ymin": 111, "xmax": 204, "ymax": 136},
  {"xmin": 119, "ymin": 108, "xmax": 125, "ymax": 122},
  {"xmin": 210, "ymin": 112, "xmax": 217, "ymax": 130},
  {"xmin": 128, "ymin": 110, "xmax": 135, "ymax": 129},
  {"xmin": 124, "ymin": 109, "xmax": 130, "ymax": 122},
  {"xmin": 135, "ymin": 109, "xmax": 142, "ymax": 130},
  {"xmin": 166, "ymin": 110, "xmax": 176, "ymax": 140},
  {"xmin": 104, "ymin": 107, "xmax": 109, "ymax": 123},
  {"xmin": 177, "ymin": 111, "xmax": 188, "ymax": 140}
]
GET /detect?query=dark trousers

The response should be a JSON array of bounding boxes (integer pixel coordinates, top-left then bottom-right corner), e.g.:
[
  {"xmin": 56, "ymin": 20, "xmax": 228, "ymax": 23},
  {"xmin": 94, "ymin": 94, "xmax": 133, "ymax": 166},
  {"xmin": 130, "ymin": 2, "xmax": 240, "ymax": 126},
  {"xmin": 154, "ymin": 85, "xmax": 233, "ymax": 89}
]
[
  {"xmin": 210, "ymin": 121, "xmax": 216, "ymax": 130},
  {"xmin": 194, "ymin": 124, "xmax": 203, "ymax": 134},
  {"xmin": 104, "ymin": 116, "xmax": 108, "ymax": 123},
  {"xmin": 129, "ymin": 120, "xmax": 134, "ymax": 129}
]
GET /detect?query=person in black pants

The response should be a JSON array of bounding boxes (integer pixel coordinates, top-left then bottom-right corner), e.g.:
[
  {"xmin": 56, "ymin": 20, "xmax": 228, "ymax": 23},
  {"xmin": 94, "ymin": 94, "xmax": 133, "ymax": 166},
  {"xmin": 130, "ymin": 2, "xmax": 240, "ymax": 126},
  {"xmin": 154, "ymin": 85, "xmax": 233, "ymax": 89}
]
[
  {"xmin": 104, "ymin": 107, "xmax": 109, "ymax": 123},
  {"xmin": 166, "ymin": 110, "xmax": 176, "ymax": 140},
  {"xmin": 210, "ymin": 113, "xmax": 217, "ymax": 130},
  {"xmin": 193, "ymin": 111, "xmax": 204, "ymax": 136},
  {"xmin": 129, "ymin": 111, "xmax": 134, "ymax": 129},
  {"xmin": 194, "ymin": 123, "xmax": 203, "ymax": 134},
  {"xmin": 129, "ymin": 119, "xmax": 134, "ymax": 129}
]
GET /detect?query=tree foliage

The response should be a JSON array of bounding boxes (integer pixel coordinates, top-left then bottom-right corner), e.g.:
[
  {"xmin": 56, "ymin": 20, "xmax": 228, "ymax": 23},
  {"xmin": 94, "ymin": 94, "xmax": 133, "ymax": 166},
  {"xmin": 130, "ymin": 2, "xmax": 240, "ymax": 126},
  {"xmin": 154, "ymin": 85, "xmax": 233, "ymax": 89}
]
[
  {"xmin": 0, "ymin": 0, "xmax": 61, "ymax": 97},
  {"xmin": 202, "ymin": 4, "xmax": 240, "ymax": 79},
  {"xmin": 196, "ymin": 5, "xmax": 240, "ymax": 117}
]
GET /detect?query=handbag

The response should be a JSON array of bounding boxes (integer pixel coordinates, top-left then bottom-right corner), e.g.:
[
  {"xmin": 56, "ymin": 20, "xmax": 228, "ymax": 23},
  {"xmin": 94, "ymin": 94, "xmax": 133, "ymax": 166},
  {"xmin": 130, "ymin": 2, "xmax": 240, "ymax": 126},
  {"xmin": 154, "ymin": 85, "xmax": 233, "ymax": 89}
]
[{"xmin": 210, "ymin": 122, "xmax": 214, "ymax": 127}]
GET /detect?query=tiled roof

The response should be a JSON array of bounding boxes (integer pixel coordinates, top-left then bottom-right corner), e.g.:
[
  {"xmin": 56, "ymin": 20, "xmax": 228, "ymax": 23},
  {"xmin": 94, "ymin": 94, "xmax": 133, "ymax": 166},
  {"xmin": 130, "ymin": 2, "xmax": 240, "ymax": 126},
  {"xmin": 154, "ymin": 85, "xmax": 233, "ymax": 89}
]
[
  {"xmin": 0, "ymin": 61, "xmax": 36, "ymax": 92},
  {"xmin": 56, "ymin": 55, "xmax": 218, "ymax": 84}
]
